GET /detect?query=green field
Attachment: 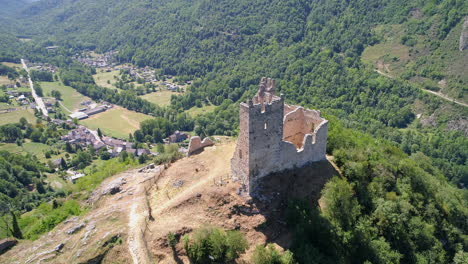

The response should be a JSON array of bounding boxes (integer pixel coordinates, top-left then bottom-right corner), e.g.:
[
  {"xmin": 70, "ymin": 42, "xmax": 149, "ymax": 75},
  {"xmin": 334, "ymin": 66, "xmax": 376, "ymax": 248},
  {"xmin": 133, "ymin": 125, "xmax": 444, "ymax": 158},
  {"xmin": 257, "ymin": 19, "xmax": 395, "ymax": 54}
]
[
  {"xmin": 0, "ymin": 141, "xmax": 52, "ymax": 156},
  {"xmin": 80, "ymin": 106, "xmax": 152, "ymax": 138},
  {"xmin": 1, "ymin": 62, "xmax": 23, "ymax": 69},
  {"xmin": 0, "ymin": 108, "xmax": 36, "ymax": 125},
  {"xmin": 0, "ymin": 76, "xmax": 11, "ymax": 86},
  {"xmin": 0, "ymin": 103, "xmax": 11, "ymax": 109},
  {"xmin": 40, "ymin": 81, "xmax": 91, "ymax": 112},
  {"xmin": 361, "ymin": 24, "xmax": 411, "ymax": 76},
  {"xmin": 185, "ymin": 104, "xmax": 216, "ymax": 117},
  {"xmin": 93, "ymin": 70, "xmax": 121, "ymax": 89},
  {"xmin": 140, "ymin": 90, "xmax": 181, "ymax": 106}
]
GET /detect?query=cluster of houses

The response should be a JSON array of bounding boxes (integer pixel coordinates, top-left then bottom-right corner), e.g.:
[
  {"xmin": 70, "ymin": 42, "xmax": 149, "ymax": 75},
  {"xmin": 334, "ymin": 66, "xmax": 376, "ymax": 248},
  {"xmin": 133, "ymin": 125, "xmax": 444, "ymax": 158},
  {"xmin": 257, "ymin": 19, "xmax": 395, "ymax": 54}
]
[
  {"xmin": 28, "ymin": 62, "xmax": 58, "ymax": 73},
  {"xmin": 165, "ymin": 130, "xmax": 188, "ymax": 143},
  {"xmin": 74, "ymin": 51, "xmax": 118, "ymax": 68},
  {"xmin": 69, "ymin": 102, "xmax": 112, "ymax": 120},
  {"xmin": 128, "ymin": 66, "xmax": 158, "ymax": 83},
  {"xmin": 61, "ymin": 125, "xmax": 154, "ymax": 157},
  {"xmin": 106, "ymin": 64, "xmax": 158, "ymax": 83},
  {"xmin": 43, "ymin": 98, "xmax": 57, "ymax": 113},
  {"xmin": 162, "ymin": 81, "xmax": 181, "ymax": 92},
  {"xmin": 3, "ymin": 77, "xmax": 28, "ymax": 89}
]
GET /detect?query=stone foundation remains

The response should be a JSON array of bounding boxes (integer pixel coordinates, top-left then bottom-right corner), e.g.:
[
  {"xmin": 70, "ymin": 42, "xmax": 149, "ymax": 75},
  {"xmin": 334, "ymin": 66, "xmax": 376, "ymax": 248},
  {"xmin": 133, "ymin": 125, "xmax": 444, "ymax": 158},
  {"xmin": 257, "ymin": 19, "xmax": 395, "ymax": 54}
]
[
  {"xmin": 187, "ymin": 136, "xmax": 214, "ymax": 156},
  {"xmin": 231, "ymin": 77, "xmax": 328, "ymax": 194}
]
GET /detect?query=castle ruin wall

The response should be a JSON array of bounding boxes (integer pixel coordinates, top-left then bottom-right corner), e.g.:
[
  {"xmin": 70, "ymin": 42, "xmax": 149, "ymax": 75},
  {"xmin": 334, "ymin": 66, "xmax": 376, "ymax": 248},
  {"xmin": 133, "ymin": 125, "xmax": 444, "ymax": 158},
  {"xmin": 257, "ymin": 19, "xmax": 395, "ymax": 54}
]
[
  {"xmin": 231, "ymin": 77, "xmax": 328, "ymax": 194},
  {"xmin": 187, "ymin": 136, "xmax": 214, "ymax": 156}
]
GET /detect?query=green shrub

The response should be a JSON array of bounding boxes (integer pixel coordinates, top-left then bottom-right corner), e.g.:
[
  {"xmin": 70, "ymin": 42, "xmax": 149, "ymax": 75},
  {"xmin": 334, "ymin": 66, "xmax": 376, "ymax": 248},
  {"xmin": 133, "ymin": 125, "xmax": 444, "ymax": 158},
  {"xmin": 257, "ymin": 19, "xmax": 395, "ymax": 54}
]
[
  {"xmin": 167, "ymin": 232, "xmax": 177, "ymax": 249},
  {"xmin": 19, "ymin": 200, "xmax": 83, "ymax": 240},
  {"xmin": 74, "ymin": 158, "xmax": 138, "ymax": 192},
  {"xmin": 183, "ymin": 226, "xmax": 248, "ymax": 264},
  {"xmin": 154, "ymin": 144, "xmax": 182, "ymax": 165},
  {"xmin": 252, "ymin": 244, "xmax": 295, "ymax": 264}
]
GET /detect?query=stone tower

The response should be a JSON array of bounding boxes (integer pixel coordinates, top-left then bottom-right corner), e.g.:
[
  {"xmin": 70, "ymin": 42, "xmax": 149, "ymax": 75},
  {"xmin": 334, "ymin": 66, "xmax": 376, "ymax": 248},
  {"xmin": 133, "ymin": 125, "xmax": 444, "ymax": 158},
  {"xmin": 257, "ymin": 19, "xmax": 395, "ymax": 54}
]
[{"xmin": 231, "ymin": 77, "xmax": 328, "ymax": 194}]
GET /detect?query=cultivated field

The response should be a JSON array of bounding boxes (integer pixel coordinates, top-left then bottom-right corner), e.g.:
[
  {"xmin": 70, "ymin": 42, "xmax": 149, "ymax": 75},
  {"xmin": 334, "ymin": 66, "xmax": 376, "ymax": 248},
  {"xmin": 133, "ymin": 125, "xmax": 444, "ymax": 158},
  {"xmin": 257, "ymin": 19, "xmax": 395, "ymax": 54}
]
[
  {"xmin": 140, "ymin": 90, "xmax": 181, "ymax": 106},
  {"xmin": 0, "ymin": 108, "xmax": 36, "ymax": 125},
  {"xmin": 40, "ymin": 81, "xmax": 91, "ymax": 112},
  {"xmin": 80, "ymin": 106, "xmax": 152, "ymax": 138}
]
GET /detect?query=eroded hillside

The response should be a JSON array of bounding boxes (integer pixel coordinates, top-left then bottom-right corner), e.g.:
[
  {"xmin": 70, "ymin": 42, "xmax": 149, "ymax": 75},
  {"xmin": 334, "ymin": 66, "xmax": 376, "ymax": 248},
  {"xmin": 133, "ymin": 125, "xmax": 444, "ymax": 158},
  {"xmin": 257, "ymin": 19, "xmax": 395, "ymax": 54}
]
[{"xmin": 0, "ymin": 137, "xmax": 340, "ymax": 263}]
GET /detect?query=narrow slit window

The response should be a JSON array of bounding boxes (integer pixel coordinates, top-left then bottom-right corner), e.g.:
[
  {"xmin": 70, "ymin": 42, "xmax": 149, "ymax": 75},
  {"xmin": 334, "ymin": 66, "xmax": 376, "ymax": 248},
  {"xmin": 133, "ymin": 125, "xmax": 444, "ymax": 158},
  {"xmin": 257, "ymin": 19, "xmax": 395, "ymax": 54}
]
[{"xmin": 264, "ymin": 122, "xmax": 267, "ymax": 130}]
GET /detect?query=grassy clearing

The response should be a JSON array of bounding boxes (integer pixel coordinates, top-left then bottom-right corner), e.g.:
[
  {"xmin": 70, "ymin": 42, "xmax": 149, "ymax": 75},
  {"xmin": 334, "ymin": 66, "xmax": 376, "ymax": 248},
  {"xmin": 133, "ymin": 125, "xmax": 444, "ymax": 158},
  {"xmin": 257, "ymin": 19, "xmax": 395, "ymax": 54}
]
[
  {"xmin": 1, "ymin": 62, "xmax": 22, "ymax": 69},
  {"xmin": 0, "ymin": 108, "xmax": 36, "ymax": 125},
  {"xmin": 74, "ymin": 158, "xmax": 139, "ymax": 192},
  {"xmin": 80, "ymin": 106, "xmax": 152, "ymax": 139},
  {"xmin": 19, "ymin": 200, "xmax": 84, "ymax": 240},
  {"xmin": 0, "ymin": 141, "xmax": 51, "ymax": 155},
  {"xmin": 93, "ymin": 70, "xmax": 121, "ymax": 89},
  {"xmin": 140, "ymin": 90, "xmax": 181, "ymax": 106},
  {"xmin": 185, "ymin": 104, "xmax": 217, "ymax": 117},
  {"xmin": 0, "ymin": 76, "xmax": 12, "ymax": 86},
  {"xmin": 40, "ymin": 81, "xmax": 91, "ymax": 112},
  {"xmin": 361, "ymin": 24, "xmax": 410, "ymax": 75},
  {"xmin": 0, "ymin": 103, "xmax": 14, "ymax": 109}
]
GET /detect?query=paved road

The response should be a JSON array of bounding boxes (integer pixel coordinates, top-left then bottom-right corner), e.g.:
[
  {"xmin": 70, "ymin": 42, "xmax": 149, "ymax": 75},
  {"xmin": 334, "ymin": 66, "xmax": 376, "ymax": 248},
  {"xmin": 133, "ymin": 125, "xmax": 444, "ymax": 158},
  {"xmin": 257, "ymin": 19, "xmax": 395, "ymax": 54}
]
[{"xmin": 21, "ymin": 59, "xmax": 49, "ymax": 116}]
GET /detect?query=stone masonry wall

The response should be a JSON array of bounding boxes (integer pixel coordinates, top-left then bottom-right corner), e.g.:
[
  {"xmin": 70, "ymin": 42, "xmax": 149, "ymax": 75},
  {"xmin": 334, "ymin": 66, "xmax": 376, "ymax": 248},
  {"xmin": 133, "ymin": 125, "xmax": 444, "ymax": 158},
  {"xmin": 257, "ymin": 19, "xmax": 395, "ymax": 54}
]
[
  {"xmin": 187, "ymin": 136, "xmax": 214, "ymax": 156},
  {"xmin": 231, "ymin": 78, "xmax": 328, "ymax": 194},
  {"xmin": 246, "ymin": 96, "xmax": 285, "ymax": 191}
]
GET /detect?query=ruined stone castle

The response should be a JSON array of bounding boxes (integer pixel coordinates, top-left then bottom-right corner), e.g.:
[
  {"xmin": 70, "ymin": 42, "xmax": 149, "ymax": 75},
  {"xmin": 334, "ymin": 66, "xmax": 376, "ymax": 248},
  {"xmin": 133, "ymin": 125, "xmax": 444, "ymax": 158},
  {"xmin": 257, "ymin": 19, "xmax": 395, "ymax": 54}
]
[{"xmin": 231, "ymin": 77, "xmax": 328, "ymax": 194}]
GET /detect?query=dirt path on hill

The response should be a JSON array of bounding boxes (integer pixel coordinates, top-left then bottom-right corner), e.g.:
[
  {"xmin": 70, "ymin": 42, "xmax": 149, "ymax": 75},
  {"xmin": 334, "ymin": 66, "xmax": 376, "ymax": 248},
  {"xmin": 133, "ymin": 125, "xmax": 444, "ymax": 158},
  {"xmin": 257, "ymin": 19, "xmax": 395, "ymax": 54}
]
[
  {"xmin": 420, "ymin": 88, "xmax": 468, "ymax": 107},
  {"xmin": 0, "ymin": 164, "xmax": 163, "ymax": 264},
  {"xmin": 374, "ymin": 69, "xmax": 467, "ymax": 108},
  {"xmin": 127, "ymin": 167, "xmax": 162, "ymax": 264}
]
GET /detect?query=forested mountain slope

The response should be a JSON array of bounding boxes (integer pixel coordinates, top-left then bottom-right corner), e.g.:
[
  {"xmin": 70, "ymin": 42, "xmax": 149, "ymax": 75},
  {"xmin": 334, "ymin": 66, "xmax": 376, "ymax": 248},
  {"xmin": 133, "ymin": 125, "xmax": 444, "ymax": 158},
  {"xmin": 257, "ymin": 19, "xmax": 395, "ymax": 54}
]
[
  {"xmin": 12, "ymin": 0, "xmax": 467, "ymax": 186},
  {"xmin": 0, "ymin": 0, "xmax": 466, "ymax": 262}
]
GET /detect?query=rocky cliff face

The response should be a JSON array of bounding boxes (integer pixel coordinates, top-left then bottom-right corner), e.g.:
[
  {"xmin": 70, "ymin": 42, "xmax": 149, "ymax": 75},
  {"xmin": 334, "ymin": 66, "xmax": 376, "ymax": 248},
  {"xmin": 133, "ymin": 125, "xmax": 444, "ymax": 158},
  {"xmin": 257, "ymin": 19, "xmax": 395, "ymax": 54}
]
[{"xmin": 460, "ymin": 16, "xmax": 468, "ymax": 51}]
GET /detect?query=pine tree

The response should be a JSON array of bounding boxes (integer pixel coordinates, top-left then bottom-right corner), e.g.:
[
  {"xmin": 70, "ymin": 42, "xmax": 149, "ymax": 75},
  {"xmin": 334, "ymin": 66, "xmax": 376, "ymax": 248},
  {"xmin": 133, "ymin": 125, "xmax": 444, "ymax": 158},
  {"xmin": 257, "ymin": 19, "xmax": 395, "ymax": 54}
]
[
  {"xmin": 10, "ymin": 211, "xmax": 23, "ymax": 239},
  {"xmin": 97, "ymin": 128, "xmax": 102, "ymax": 138},
  {"xmin": 65, "ymin": 142, "xmax": 74, "ymax": 153},
  {"xmin": 60, "ymin": 158, "xmax": 67, "ymax": 170}
]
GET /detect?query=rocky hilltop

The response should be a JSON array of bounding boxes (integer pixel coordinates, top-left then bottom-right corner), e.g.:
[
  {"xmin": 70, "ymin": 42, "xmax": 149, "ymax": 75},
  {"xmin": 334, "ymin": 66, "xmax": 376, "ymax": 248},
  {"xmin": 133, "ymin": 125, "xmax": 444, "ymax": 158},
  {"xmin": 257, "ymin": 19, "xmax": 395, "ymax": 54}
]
[{"xmin": 460, "ymin": 16, "xmax": 468, "ymax": 51}]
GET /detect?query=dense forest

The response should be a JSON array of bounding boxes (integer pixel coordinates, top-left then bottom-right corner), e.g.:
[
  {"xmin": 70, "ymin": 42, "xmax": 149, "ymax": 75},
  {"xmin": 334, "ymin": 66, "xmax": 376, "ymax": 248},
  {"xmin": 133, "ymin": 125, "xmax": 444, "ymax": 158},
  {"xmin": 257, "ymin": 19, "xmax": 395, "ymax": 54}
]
[
  {"xmin": 11, "ymin": 0, "xmax": 464, "ymax": 185},
  {"xmin": 0, "ymin": 0, "xmax": 466, "ymax": 262},
  {"xmin": 287, "ymin": 117, "xmax": 468, "ymax": 263}
]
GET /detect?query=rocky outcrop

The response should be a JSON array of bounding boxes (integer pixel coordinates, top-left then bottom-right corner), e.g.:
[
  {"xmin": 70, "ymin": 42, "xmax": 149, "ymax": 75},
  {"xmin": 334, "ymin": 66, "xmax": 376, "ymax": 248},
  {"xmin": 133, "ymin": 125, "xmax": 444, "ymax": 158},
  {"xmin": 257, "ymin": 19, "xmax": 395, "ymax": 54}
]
[
  {"xmin": 460, "ymin": 16, "xmax": 468, "ymax": 51},
  {"xmin": 0, "ymin": 238, "xmax": 17, "ymax": 255},
  {"xmin": 187, "ymin": 136, "xmax": 214, "ymax": 156},
  {"xmin": 66, "ymin": 223, "xmax": 85, "ymax": 235}
]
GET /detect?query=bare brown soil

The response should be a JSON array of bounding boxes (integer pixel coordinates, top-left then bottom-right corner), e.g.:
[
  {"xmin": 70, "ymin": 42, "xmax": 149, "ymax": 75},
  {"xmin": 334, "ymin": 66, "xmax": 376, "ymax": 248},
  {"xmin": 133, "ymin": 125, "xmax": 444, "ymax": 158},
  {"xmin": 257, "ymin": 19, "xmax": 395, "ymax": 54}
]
[{"xmin": 145, "ymin": 138, "xmax": 339, "ymax": 263}]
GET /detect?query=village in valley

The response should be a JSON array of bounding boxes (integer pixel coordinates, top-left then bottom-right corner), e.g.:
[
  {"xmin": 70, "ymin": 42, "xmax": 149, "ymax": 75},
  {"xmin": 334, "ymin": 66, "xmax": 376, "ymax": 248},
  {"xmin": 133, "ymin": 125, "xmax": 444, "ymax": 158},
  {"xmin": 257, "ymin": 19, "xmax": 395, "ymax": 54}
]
[{"xmin": 0, "ymin": 50, "xmax": 207, "ymax": 186}]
